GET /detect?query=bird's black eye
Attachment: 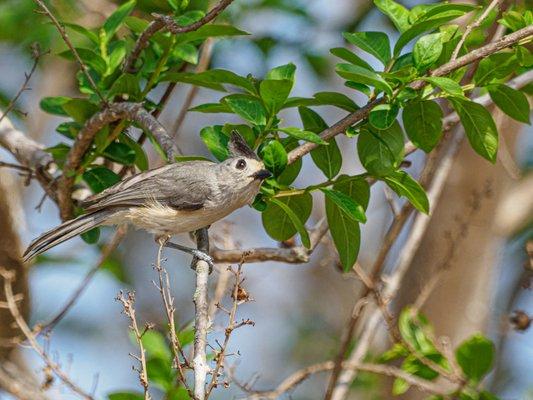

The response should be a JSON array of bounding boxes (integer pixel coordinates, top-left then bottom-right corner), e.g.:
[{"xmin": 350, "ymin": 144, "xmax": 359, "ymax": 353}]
[{"xmin": 236, "ymin": 159, "xmax": 247, "ymax": 170}]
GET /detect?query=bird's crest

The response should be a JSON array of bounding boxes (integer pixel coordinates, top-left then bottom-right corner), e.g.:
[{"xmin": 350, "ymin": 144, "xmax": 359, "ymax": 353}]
[{"xmin": 228, "ymin": 131, "xmax": 259, "ymax": 160}]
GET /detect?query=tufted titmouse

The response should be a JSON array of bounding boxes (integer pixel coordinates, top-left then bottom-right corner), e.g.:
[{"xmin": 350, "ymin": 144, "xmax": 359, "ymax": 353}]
[{"xmin": 23, "ymin": 132, "xmax": 271, "ymax": 267}]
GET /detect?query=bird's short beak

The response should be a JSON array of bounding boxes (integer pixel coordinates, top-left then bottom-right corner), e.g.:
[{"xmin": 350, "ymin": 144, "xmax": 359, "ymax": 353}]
[{"xmin": 252, "ymin": 169, "xmax": 272, "ymax": 180}]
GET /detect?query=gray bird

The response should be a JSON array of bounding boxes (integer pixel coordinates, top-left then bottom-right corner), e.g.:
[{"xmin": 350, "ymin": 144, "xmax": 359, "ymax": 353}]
[{"xmin": 23, "ymin": 132, "xmax": 271, "ymax": 267}]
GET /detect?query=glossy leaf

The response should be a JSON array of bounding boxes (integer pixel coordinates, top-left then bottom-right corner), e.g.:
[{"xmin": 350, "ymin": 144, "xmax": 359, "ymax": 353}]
[
  {"xmin": 103, "ymin": 142, "xmax": 136, "ymax": 165},
  {"xmin": 455, "ymin": 334, "xmax": 495, "ymax": 383},
  {"xmin": 369, "ymin": 104, "xmax": 399, "ymax": 130},
  {"xmin": 357, "ymin": 122, "xmax": 404, "ymax": 177},
  {"xmin": 278, "ymin": 127, "xmax": 327, "ymax": 145},
  {"xmin": 266, "ymin": 62, "xmax": 296, "ymax": 81},
  {"xmin": 384, "ymin": 171, "xmax": 430, "ymax": 214},
  {"xmin": 413, "ymin": 32, "xmax": 443, "ymax": 71},
  {"xmin": 474, "ymin": 52, "xmax": 516, "ymax": 86},
  {"xmin": 261, "ymin": 140, "xmax": 288, "ymax": 177},
  {"xmin": 40, "ymin": 96, "xmax": 71, "ymax": 116},
  {"xmin": 103, "ymin": 0, "xmax": 136, "ymax": 40},
  {"xmin": 174, "ymin": 24, "xmax": 249, "ymax": 45},
  {"xmin": 299, "ymin": 107, "xmax": 342, "ymax": 179},
  {"xmin": 284, "ymin": 92, "xmax": 358, "ymax": 112},
  {"xmin": 488, "ymin": 84, "xmax": 530, "ymax": 124},
  {"xmin": 422, "ymin": 76, "xmax": 464, "ymax": 97},
  {"xmin": 83, "ymin": 167, "xmax": 121, "ymax": 193},
  {"xmin": 321, "ymin": 188, "xmax": 366, "ymax": 223},
  {"xmin": 269, "ymin": 198, "xmax": 311, "ymax": 248},
  {"xmin": 224, "ymin": 95, "xmax": 267, "ymax": 125},
  {"xmin": 262, "ymin": 193, "xmax": 312, "ymax": 244},
  {"xmin": 200, "ymin": 126, "xmax": 228, "ymax": 161},
  {"xmin": 343, "ymin": 31, "xmax": 391, "ymax": 65},
  {"xmin": 260, "ymin": 79, "xmax": 293, "ymax": 114},
  {"xmin": 330, "ymin": 47, "xmax": 373, "ymax": 71},
  {"xmin": 450, "ymin": 98, "xmax": 498, "ymax": 163},
  {"xmin": 336, "ymin": 64, "xmax": 392, "ymax": 96},
  {"xmin": 374, "ymin": 0, "xmax": 411, "ymax": 32},
  {"xmin": 402, "ymin": 100, "xmax": 443, "ymax": 152},
  {"xmin": 326, "ymin": 177, "xmax": 370, "ymax": 271}
]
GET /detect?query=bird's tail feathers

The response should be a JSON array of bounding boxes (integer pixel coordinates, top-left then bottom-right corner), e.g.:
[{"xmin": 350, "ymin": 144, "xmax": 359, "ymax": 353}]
[{"xmin": 23, "ymin": 210, "xmax": 114, "ymax": 262}]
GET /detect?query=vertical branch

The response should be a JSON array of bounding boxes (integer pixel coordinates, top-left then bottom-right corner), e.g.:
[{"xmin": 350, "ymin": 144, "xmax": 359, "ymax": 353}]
[{"xmin": 193, "ymin": 228, "xmax": 211, "ymax": 400}]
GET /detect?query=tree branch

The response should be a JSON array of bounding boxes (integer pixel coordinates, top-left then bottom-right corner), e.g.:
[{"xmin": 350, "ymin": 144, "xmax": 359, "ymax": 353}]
[
  {"xmin": 288, "ymin": 25, "xmax": 533, "ymax": 165},
  {"xmin": 57, "ymin": 102, "xmax": 177, "ymax": 220},
  {"xmin": 192, "ymin": 228, "xmax": 211, "ymax": 400},
  {"xmin": 123, "ymin": 0, "xmax": 235, "ymax": 73}
]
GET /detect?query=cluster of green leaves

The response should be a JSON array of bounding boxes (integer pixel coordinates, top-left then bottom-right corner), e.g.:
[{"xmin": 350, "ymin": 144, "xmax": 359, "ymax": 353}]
[
  {"xmin": 174, "ymin": 1, "xmax": 531, "ymax": 272},
  {"xmin": 380, "ymin": 307, "xmax": 497, "ymax": 399},
  {"xmin": 37, "ymin": 0, "xmax": 247, "ymax": 242},
  {"xmin": 108, "ymin": 326, "xmax": 195, "ymax": 400}
]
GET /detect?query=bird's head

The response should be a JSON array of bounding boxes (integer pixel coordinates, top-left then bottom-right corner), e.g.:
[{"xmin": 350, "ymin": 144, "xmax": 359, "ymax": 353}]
[{"xmin": 218, "ymin": 131, "xmax": 271, "ymax": 192}]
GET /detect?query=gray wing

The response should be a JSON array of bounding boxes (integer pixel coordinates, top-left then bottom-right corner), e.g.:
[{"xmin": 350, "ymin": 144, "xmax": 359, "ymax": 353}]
[{"xmin": 82, "ymin": 161, "xmax": 215, "ymax": 212}]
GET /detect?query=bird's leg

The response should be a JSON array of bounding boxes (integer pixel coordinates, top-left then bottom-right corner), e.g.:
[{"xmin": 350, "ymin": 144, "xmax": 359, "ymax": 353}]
[{"xmin": 161, "ymin": 240, "xmax": 214, "ymax": 273}]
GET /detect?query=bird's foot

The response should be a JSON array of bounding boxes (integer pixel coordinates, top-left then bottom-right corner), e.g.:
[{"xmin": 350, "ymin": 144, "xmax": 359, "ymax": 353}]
[{"xmin": 190, "ymin": 250, "xmax": 214, "ymax": 274}]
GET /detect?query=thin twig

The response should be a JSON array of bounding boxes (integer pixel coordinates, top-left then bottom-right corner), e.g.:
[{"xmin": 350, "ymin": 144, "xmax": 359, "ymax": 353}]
[
  {"xmin": 116, "ymin": 291, "xmax": 151, "ymax": 400},
  {"xmin": 33, "ymin": 0, "xmax": 106, "ymax": 103},
  {"xmin": 0, "ymin": 269, "xmax": 94, "ymax": 400},
  {"xmin": 123, "ymin": 0, "xmax": 234, "ymax": 73},
  {"xmin": 0, "ymin": 43, "xmax": 44, "ymax": 124},
  {"xmin": 450, "ymin": 0, "xmax": 503, "ymax": 61},
  {"xmin": 153, "ymin": 239, "xmax": 193, "ymax": 397}
]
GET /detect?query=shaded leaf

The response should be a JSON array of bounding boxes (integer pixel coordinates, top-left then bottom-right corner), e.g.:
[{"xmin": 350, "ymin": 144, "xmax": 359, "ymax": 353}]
[
  {"xmin": 488, "ymin": 84, "xmax": 530, "ymax": 124},
  {"xmin": 357, "ymin": 122, "xmax": 404, "ymax": 177},
  {"xmin": 224, "ymin": 94, "xmax": 267, "ymax": 125},
  {"xmin": 278, "ymin": 127, "xmax": 327, "ymax": 145},
  {"xmin": 369, "ymin": 104, "xmax": 399, "ymax": 130},
  {"xmin": 343, "ymin": 31, "xmax": 391, "ymax": 65},
  {"xmin": 262, "ymin": 193, "xmax": 312, "ymax": 244},
  {"xmin": 321, "ymin": 188, "xmax": 366, "ymax": 223},
  {"xmin": 402, "ymin": 100, "xmax": 443, "ymax": 152},
  {"xmin": 260, "ymin": 140, "xmax": 287, "ymax": 177},
  {"xmin": 384, "ymin": 171, "xmax": 430, "ymax": 213},
  {"xmin": 336, "ymin": 64, "xmax": 392, "ymax": 96},
  {"xmin": 455, "ymin": 334, "xmax": 495, "ymax": 383},
  {"xmin": 268, "ymin": 198, "xmax": 311, "ymax": 248},
  {"xmin": 200, "ymin": 125, "xmax": 228, "ymax": 161},
  {"xmin": 103, "ymin": 0, "xmax": 136, "ymax": 40},
  {"xmin": 330, "ymin": 47, "xmax": 373, "ymax": 71}
]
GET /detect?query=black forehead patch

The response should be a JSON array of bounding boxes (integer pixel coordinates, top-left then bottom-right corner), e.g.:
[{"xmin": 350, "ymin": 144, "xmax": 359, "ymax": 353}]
[{"xmin": 228, "ymin": 131, "xmax": 259, "ymax": 160}]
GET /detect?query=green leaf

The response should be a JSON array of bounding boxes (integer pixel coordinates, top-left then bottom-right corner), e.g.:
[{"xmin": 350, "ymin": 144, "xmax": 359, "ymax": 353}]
[
  {"xmin": 224, "ymin": 94, "xmax": 267, "ymax": 125},
  {"xmin": 56, "ymin": 121, "xmax": 81, "ymax": 139},
  {"xmin": 450, "ymin": 98, "xmax": 498, "ymax": 163},
  {"xmin": 261, "ymin": 140, "xmax": 288, "ymax": 177},
  {"xmin": 200, "ymin": 125, "xmax": 228, "ymax": 161},
  {"xmin": 455, "ymin": 334, "xmax": 495, "ymax": 383},
  {"xmin": 173, "ymin": 43, "xmax": 199, "ymax": 64},
  {"xmin": 161, "ymin": 69, "xmax": 256, "ymax": 93},
  {"xmin": 141, "ymin": 330, "xmax": 171, "ymax": 360},
  {"xmin": 174, "ymin": 11, "xmax": 205, "ymax": 26},
  {"xmin": 394, "ymin": 14, "xmax": 466, "ymax": 55},
  {"xmin": 384, "ymin": 171, "xmax": 430, "ymax": 214},
  {"xmin": 46, "ymin": 143, "xmax": 70, "ymax": 167},
  {"xmin": 279, "ymin": 127, "xmax": 327, "ymax": 145},
  {"xmin": 260, "ymin": 79, "xmax": 293, "ymax": 114},
  {"xmin": 474, "ymin": 52, "xmax": 516, "ymax": 86},
  {"xmin": 81, "ymin": 227, "xmax": 100, "ymax": 244},
  {"xmin": 488, "ymin": 84, "xmax": 530, "ymax": 124},
  {"xmin": 399, "ymin": 307, "xmax": 437, "ymax": 354},
  {"xmin": 119, "ymin": 133, "xmax": 148, "ymax": 171},
  {"xmin": 262, "ymin": 194, "xmax": 312, "ymax": 244},
  {"xmin": 330, "ymin": 47, "xmax": 373, "ymax": 71},
  {"xmin": 357, "ymin": 122, "xmax": 404, "ymax": 177},
  {"xmin": 410, "ymin": 3, "xmax": 477, "ymax": 24},
  {"xmin": 108, "ymin": 392, "xmax": 144, "ymax": 400},
  {"xmin": 62, "ymin": 99, "xmax": 99, "ymax": 123},
  {"xmin": 189, "ymin": 102, "xmax": 232, "ymax": 113},
  {"xmin": 343, "ymin": 31, "xmax": 391, "ymax": 65},
  {"xmin": 392, "ymin": 378, "xmax": 410, "ymax": 395},
  {"xmin": 58, "ymin": 48, "xmax": 107, "ymax": 75},
  {"xmin": 299, "ymin": 107, "xmax": 342, "ymax": 179},
  {"xmin": 83, "ymin": 167, "xmax": 121, "ymax": 193},
  {"xmin": 40, "ymin": 96, "xmax": 71, "ymax": 116},
  {"xmin": 402, "ymin": 100, "xmax": 443, "ymax": 152},
  {"xmin": 374, "ymin": 0, "xmax": 410, "ymax": 32},
  {"xmin": 284, "ymin": 92, "xmax": 358, "ymax": 112},
  {"xmin": 413, "ymin": 32, "xmax": 443, "ymax": 71},
  {"xmin": 174, "ymin": 24, "xmax": 249, "ymax": 45},
  {"xmin": 103, "ymin": 142, "xmax": 136, "ymax": 165},
  {"xmin": 108, "ymin": 74, "xmax": 141, "ymax": 100},
  {"xmin": 422, "ymin": 77, "xmax": 464, "ymax": 97},
  {"xmin": 326, "ymin": 177, "xmax": 369, "ymax": 271},
  {"xmin": 124, "ymin": 16, "xmax": 148, "ymax": 33},
  {"xmin": 107, "ymin": 41, "xmax": 127, "ymax": 74},
  {"xmin": 103, "ymin": 0, "xmax": 136, "ymax": 40},
  {"xmin": 277, "ymin": 139, "xmax": 301, "ymax": 185},
  {"xmin": 369, "ymin": 104, "xmax": 399, "ymax": 130},
  {"xmin": 321, "ymin": 188, "xmax": 366, "ymax": 223},
  {"xmin": 63, "ymin": 23, "xmax": 99, "ymax": 44},
  {"xmin": 267, "ymin": 198, "xmax": 311, "ymax": 248},
  {"xmin": 221, "ymin": 124, "xmax": 256, "ymax": 149},
  {"xmin": 266, "ymin": 62, "xmax": 296, "ymax": 81},
  {"xmin": 336, "ymin": 64, "xmax": 392, "ymax": 96}
]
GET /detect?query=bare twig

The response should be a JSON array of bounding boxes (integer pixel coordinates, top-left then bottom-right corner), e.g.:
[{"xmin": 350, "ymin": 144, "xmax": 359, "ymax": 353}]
[
  {"xmin": 116, "ymin": 290, "xmax": 151, "ymax": 400},
  {"xmin": 153, "ymin": 239, "xmax": 193, "ymax": 397},
  {"xmin": 32, "ymin": 0, "xmax": 106, "ymax": 103},
  {"xmin": 192, "ymin": 228, "xmax": 211, "ymax": 400},
  {"xmin": 57, "ymin": 102, "xmax": 177, "ymax": 220},
  {"xmin": 0, "ymin": 43, "xmax": 44, "ymax": 124},
  {"xmin": 0, "ymin": 269, "xmax": 94, "ymax": 400},
  {"xmin": 288, "ymin": 25, "xmax": 533, "ymax": 165},
  {"xmin": 244, "ymin": 360, "xmax": 450, "ymax": 399},
  {"xmin": 450, "ymin": 0, "xmax": 504, "ymax": 61},
  {"xmin": 37, "ymin": 226, "xmax": 127, "ymax": 334},
  {"xmin": 124, "ymin": 0, "xmax": 235, "ymax": 73}
]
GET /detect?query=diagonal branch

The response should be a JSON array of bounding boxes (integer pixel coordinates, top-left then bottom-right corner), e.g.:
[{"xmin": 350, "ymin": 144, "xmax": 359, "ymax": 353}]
[
  {"xmin": 57, "ymin": 102, "xmax": 177, "ymax": 220},
  {"xmin": 123, "ymin": 0, "xmax": 235, "ymax": 73}
]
